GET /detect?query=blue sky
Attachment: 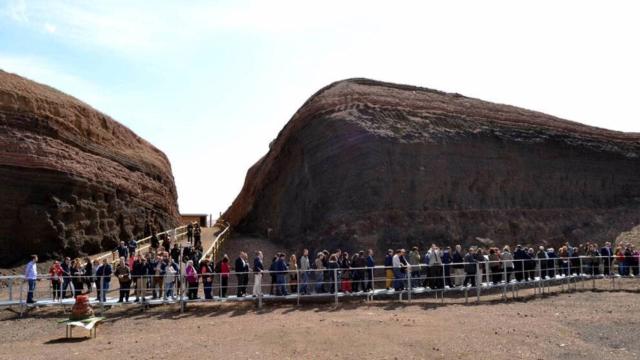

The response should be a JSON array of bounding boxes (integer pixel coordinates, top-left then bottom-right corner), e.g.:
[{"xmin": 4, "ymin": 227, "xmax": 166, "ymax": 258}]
[{"xmin": 1, "ymin": 0, "xmax": 639, "ymax": 216}]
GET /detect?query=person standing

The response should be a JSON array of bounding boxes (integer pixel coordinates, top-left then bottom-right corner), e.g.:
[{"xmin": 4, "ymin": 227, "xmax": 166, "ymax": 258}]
[
  {"xmin": 96, "ymin": 258, "xmax": 112, "ymax": 302},
  {"xmin": 24, "ymin": 255, "xmax": 38, "ymax": 304},
  {"xmin": 275, "ymin": 253, "xmax": 289, "ymax": 296},
  {"xmin": 253, "ymin": 251, "xmax": 264, "ymax": 296},
  {"xmin": 200, "ymin": 258, "xmax": 214, "ymax": 300},
  {"xmin": 61, "ymin": 257, "xmax": 72, "ymax": 299},
  {"xmin": 48, "ymin": 260, "xmax": 63, "ymax": 300},
  {"xmin": 70, "ymin": 258, "xmax": 85, "ymax": 297},
  {"xmin": 451, "ymin": 245, "xmax": 465, "ymax": 287},
  {"xmin": 299, "ymin": 249, "xmax": 310, "ymax": 295},
  {"xmin": 384, "ymin": 249, "xmax": 394, "ymax": 290},
  {"xmin": 501, "ymin": 246, "xmax": 514, "ymax": 283},
  {"xmin": 408, "ymin": 247, "xmax": 421, "ymax": 288},
  {"xmin": 327, "ymin": 254, "xmax": 339, "ymax": 294},
  {"xmin": 128, "ymin": 238, "xmax": 137, "ymax": 258},
  {"xmin": 463, "ymin": 249, "xmax": 477, "ymax": 287},
  {"xmin": 289, "ymin": 254, "xmax": 299, "ymax": 294},
  {"xmin": 115, "ymin": 241, "xmax": 129, "ymax": 260},
  {"xmin": 513, "ymin": 245, "xmax": 527, "ymax": 282},
  {"xmin": 185, "ymin": 260, "xmax": 198, "ymax": 300},
  {"xmin": 132, "ymin": 255, "xmax": 148, "ymax": 303},
  {"xmin": 314, "ymin": 253, "xmax": 326, "ymax": 293},
  {"xmin": 164, "ymin": 257, "xmax": 178, "ymax": 300},
  {"xmin": 115, "ymin": 257, "xmax": 131, "ymax": 302},
  {"xmin": 426, "ymin": 245, "xmax": 443, "ymax": 289},
  {"xmin": 235, "ymin": 252, "xmax": 249, "ymax": 297},
  {"xmin": 219, "ymin": 255, "xmax": 230, "ymax": 298},
  {"xmin": 392, "ymin": 249, "xmax": 404, "ymax": 291},
  {"xmin": 601, "ymin": 242, "xmax": 613, "ymax": 276},
  {"xmin": 365, "ymin": 249, "xmax": 375, "ymax": 291},
  {"xmin": 187, "ymin": 223, "xmax": 194, "ymax": 244}
]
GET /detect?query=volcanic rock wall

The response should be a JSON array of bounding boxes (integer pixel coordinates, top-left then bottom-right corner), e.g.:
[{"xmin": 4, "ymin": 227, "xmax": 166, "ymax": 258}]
[
  {"xmin": 0, "ymin": 70, "xmax": 179, "ymax": 266},
  {"xmin": 225, "ymin": 78, "xmax": 640, "ymax": 252}
]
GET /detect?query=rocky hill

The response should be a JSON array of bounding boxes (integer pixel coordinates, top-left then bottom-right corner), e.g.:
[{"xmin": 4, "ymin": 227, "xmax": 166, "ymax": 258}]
[
  {"xmin": 0, "ymin": 70, "xmax": 179, "ymax": 266},
  {"xmin": 224, "ymin": 78, "xmax": 640, "ymax": 253}
]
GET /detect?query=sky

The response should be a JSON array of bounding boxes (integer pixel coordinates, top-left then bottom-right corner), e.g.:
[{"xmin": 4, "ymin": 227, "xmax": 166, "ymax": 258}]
[{"xmin": 1, "ymin": 0, "xmax": 639, "ymax": 217}]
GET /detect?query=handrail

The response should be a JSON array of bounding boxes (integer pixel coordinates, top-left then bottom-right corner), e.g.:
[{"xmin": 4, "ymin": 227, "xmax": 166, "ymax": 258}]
[
  {"xmin": 202, "ymin": 222, "xmax": 231, "ymax": 263},
  {"xmin": 93, "ymin": 224, "xmax": 188, "ymax": 263}
]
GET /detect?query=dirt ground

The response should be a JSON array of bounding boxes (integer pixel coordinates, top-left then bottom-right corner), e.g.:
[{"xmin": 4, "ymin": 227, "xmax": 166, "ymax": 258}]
[{"xmin": 1, "ymin": 282, "xmax": 639, "ymax": 360}]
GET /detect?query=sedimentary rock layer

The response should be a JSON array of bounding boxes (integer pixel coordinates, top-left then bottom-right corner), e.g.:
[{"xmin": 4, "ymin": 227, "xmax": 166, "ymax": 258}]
[
  {"xmin": 225, "ymin": 78, "xmax": 640, "ymax": 252},
  {"xmin": 0, "ymin": 70, "xmax": 179, "ymax": 266}
]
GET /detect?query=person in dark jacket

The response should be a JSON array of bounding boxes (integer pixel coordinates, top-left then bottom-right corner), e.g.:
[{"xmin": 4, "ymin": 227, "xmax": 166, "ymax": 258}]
[
  {"xmin": 83, "ymin": 257, "xmax": 93, "ymax": 294},
  {"xmin": 252, "ymin": 251, "xmax": 264, "ymax": 296},
  {"xmin": 268, "ymin": 255, "xmax": 278, "ymax": 295},
  {"xmin": 132, "ymin": 255, "xmax": 148, "ymax": 302},
  {"xmin": 200, "ymin": 258, "xmax": 214, "ymax": 299},
  {"xmin": 525, "ymin": 248, "xmax": 536, "ymax": 281},
  {"xmin": 187, "ymin": 223, "xmax": 194, "ymax": 244},
  {"xmin": 235, "ymin": 252, "xmax": 250, "ymax": 297},
  {"xmin": 463, "ymin": 249, "xmax": 477, "ymax": 287},
  {"xmin": 128, "ymin": 238, "xmax": 137, "ymax": 258},
  {"xmin": 513, "ymin": 245, "xmax": 527, "ymax": 282},
  {"xmin": 150, "ymin": 233, "xmax": 159, "ymax": 250},
  {"xmin": 95, "ymin": 258, "xmax": 112, "ymax": 302},
  {"xmin": 61, "ymin": 257, "xmax": 72, "ymax": 298},
  {"xmin": 451, "ymin": 245, "xmax": 465, "ymax": 287},
  {"xmin": 600, "ymin": 242, "xmax": 613, "ymax": 276},
  {"xmin": 170, "ymin": 244, "xmax": 181, "ymax": 263},
  {"xmin": 442, "ymin": 246, "xmax": 453, "ymax": 288},
  {"xmin": 275, "ymin": 253, "xmax": 288, "ymax": 296},
  {"xmin": 115, "ymin": 241, "xmax": 129, "ymax": 260},
  {"xmin": 114, "ymin": 257, "xmax": 131, "ymax": 302},
  {"xmin": 365, "ymin": 249, "xmax": 375, "ymax": 291}
]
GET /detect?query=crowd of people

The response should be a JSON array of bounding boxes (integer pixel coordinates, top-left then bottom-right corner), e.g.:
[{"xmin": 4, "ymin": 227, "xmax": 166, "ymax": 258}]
[{"xmin": 23, "ymin": 235, "xmax": 640, "ymax": 304}]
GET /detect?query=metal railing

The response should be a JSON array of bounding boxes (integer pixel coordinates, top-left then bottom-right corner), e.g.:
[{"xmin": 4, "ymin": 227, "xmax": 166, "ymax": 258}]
[
  {"xmin": 202, "ymin": 221, "xmax": 231, "ymax": 263},
  {"xmin": 93, "ymin": 225, "xmax": 188, "ymax": 263},
  {"xmin": 2, "ymin": 255, "xmax": 638, "ymax": 315}
]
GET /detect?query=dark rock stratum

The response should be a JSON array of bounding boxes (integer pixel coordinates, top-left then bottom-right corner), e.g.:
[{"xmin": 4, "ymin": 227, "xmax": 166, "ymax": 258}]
[
  {"xmin": 225, "ymin": 78, "xmax": 640, "ymax": 252},
  {"xmin": 0, "ymin": 70, "xmax": 179, "ymax": 266}
]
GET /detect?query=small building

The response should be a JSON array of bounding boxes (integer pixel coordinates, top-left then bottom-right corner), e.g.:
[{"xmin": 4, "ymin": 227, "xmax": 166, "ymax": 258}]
[{"xmin": 180, "ymin": 213, "xmax": 209, "ymax": 227}]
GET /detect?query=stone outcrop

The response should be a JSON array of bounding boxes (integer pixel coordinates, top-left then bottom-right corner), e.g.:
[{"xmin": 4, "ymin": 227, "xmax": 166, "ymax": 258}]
[
  {"xmin": 224, "ymin": 78, "xmax": 640, "ymax": 253},
  {"xmin": 0, "ymin": 70, "xmax": 179, "ymax": 266}
]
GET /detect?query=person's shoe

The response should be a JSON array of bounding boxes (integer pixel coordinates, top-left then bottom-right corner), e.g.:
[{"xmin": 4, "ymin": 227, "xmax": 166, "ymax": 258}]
[{"xmin": 117, "ymin": 299, "xmax": 123, "ymax": 303}]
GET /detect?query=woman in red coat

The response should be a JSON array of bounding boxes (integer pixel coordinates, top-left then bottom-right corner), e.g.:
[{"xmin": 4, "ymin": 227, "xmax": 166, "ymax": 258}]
[
  {"xmin": 219, "ymin": 255, "xmax": 230, "ymax": 298},
  {"xmin": 49, "ymin": 261, "xmax": 63, "ymax": 300}
]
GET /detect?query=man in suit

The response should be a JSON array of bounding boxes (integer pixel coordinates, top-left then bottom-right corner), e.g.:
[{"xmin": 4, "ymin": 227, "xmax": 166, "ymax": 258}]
[
  {"xmin": 235, "ymin": 252, "xmax": 249, "ymax": 297},
  {"xmin": 600, "ymin": 242, "xmax": 613, "ymax": 276}
]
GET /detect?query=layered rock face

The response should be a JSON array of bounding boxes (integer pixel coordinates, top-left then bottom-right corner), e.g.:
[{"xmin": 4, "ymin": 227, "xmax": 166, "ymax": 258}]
[
  {"xmin": 0, "ymin": 70, "xmax": 179, "ymax": 266},
  {"xmin": 225, "ymin": 78, "xmax": 640, "ymax": 253}
]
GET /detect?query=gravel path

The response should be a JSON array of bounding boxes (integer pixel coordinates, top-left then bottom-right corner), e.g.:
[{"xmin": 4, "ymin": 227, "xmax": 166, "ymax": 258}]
[{"xmin": 0, "ymin": 289, "xmax": 638, "ymax": 359}]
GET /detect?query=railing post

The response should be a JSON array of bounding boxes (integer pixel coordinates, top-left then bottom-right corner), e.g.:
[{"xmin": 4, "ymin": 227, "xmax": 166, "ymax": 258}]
[
  {"xmin": 8, "ymin": 278, "xmax": 13, "ymax": 301},
  {"xmin": 333, "ymin": 268, "xmax": 338, "ymax": 306},
  {"xmin": 502, "ymin": 259, "xmax": 507, "ymax": 300},
  {"xmin": 580, "ymin": 257, "xmax": 585, "ymax": 289},
  {"xmin": 475, "ymin": 262, "xmax": 481, "ymax": 303},
  {"xmin": 296, "ymin": 268, "xmax": 301, "ymax": 306},
  {"xmin": 407, "ymin": 266, "xmax": 412, "ymax": 303}
]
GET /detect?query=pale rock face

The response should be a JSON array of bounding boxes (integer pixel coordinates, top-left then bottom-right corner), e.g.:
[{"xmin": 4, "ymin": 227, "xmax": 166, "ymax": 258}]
[
  {"xmin": 0, "ymin": 70, "xmax": 179, "ymax": 266},
  {"xmin": 225, "ymin": 78, "xmax": 640, "ymax": 253}
]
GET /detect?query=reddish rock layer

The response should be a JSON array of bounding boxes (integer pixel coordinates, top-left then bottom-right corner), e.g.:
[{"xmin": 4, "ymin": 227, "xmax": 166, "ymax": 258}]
[
  {"xmin": 0, "ymin": 70, "xmax": 179, "ymax": 266},
  {"xmin": 225, "ymin": 78, "xmax": 640, "ymax": 252}
]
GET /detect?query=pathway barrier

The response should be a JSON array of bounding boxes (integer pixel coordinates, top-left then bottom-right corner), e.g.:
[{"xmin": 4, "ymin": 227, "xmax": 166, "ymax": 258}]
[
  {"xmin": 93, "ymin": 225, "xmax": 188, "ymax": 264},
  {"xmin": 1, "ymin": 256, "xmax": 638, "ymax": 315}
]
